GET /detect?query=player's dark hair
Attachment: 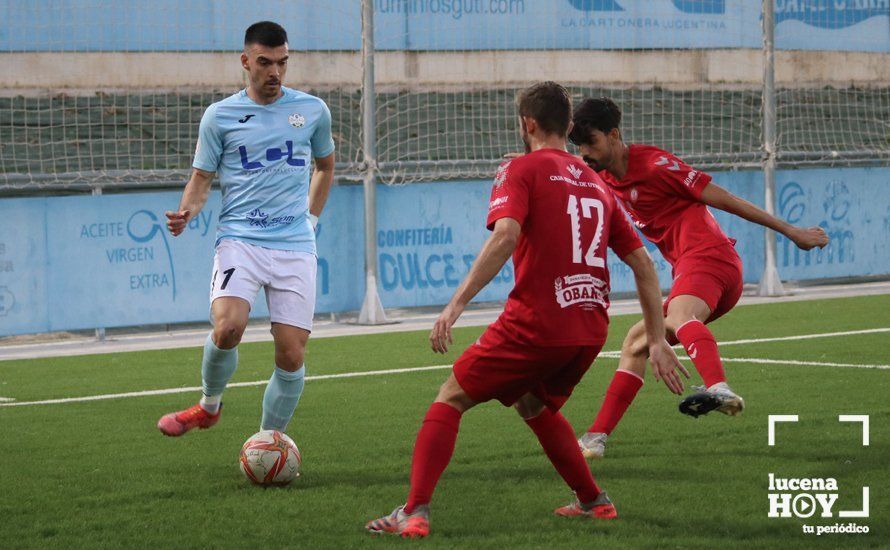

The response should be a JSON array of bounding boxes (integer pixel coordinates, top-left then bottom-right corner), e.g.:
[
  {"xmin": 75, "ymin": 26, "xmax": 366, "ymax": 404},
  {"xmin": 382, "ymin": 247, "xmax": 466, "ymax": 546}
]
[
  {"xmin": 244, "ymin": 21, "xmax": 288, "ymax": 48},
  {"xmin": 516, "ymin": 81, "xmax": 573, "ymax": 136},
  {"xmin": 569, "ymin": 97, "xmax": 622, "ymax": 146}
]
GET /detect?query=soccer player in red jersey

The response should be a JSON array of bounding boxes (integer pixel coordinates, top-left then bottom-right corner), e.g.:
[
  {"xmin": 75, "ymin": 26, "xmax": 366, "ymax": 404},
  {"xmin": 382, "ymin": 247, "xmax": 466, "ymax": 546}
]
[
  {"xmin": 365, "ymin": 83, "xmax": 687, "ymax": 538},
  {"xmin": 569, "ymin": 97, "xmax": 829, "ymax": 459}
]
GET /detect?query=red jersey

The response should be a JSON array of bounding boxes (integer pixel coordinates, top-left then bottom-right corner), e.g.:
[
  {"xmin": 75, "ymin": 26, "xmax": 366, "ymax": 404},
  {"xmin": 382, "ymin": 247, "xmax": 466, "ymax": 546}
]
[
  {"xmin": 597, "ymin": 145, "xmax": 734, "ymax": 266},
  {"xmin": 486, "ymin": 148, "xmax": 643, "ymax": 347}
]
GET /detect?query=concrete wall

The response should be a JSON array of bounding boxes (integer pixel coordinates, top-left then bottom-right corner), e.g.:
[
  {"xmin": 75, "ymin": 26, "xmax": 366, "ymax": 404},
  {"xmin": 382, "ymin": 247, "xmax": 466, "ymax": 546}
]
[{"xmin": 2, "ymin": 50, "xmax": 889, "ymax": 91}]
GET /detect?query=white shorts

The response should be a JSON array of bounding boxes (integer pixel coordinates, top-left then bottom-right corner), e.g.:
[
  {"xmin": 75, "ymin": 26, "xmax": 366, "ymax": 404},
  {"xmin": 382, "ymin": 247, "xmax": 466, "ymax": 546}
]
[{"xmin": 210, "ymin": 239, "xmax": 317, "ymax": 331}]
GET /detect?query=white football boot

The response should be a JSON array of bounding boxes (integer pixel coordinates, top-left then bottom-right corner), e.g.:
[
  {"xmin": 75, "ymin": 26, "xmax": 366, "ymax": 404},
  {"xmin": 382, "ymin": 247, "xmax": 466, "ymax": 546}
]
[
  {"xmin": 679, "ymin": 382, "xmax": 745, "ymax": 418},
  {"xmin": 578, "ymin": 432, "xmax": 608, "ymax": 459}
]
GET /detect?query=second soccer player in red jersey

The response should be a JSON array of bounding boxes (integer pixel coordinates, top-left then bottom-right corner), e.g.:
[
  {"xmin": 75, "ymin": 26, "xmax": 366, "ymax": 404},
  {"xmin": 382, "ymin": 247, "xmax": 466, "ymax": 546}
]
[
  {"xmin": 569, "ymin": 97, "xmax": 829, "ymax": 459},
  {"xmin": 365, "ymin": 83, "xmax": 686, "ymax": 538}
]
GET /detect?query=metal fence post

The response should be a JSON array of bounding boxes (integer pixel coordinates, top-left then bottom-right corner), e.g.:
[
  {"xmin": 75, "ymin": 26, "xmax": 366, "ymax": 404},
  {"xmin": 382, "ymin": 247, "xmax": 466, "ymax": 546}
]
[
  {"xmin": 92, "ymin": 184, "xmax": 107, "ymax": 340},
  {"xmin": 758, "ymin": 0, "xmax": 785, "ymax": 297},
  {"xmin": 358, "ymin": 0, "xmax": 388, "ymax": 324}
]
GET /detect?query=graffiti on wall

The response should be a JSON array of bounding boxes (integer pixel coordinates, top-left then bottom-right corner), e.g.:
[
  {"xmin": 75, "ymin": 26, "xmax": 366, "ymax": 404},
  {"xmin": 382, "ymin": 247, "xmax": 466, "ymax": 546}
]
[{"xmin": 779, "ymin": 180, "xmax": 855, "ymax": 269}]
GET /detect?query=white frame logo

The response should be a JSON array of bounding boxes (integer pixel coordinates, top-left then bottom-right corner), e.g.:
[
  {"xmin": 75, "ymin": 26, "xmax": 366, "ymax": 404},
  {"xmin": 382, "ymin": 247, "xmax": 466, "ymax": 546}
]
[{"xmin": 767, "ymin": 415, "xmax": 871, "ymax": 535}]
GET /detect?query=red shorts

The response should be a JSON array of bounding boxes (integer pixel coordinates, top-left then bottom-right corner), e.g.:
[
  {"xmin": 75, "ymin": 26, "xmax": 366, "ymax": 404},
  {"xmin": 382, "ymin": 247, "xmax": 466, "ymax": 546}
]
[
  {"xmin": 453, "ymin": 323, "xmax": 602, "ymax": 412},
  {"xmin": 665, "ymin": 245, "xmax": 744, "ymax": 324}
]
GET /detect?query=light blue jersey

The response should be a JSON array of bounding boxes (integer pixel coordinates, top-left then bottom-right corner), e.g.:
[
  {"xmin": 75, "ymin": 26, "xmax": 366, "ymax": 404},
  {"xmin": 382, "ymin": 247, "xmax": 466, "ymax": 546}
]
[{"xmin": 193, "ymin": 86, "xmax": 335, "ymax": 253}]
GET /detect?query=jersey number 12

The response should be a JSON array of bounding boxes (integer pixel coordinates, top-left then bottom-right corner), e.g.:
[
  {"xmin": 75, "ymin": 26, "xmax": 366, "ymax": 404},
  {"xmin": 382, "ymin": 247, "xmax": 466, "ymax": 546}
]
[{"xmin": 567, "ymin": 194, "xmax": 604, "ymax": 268}]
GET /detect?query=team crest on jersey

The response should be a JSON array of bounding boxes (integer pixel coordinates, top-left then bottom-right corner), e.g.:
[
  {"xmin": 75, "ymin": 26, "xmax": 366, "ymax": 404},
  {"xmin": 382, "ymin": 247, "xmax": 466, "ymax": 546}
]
[
  {"xmin": 567, "ymin": 164, "xmax": 583, "ymax": 179},
  {"xmin": 288, "ymin": 113, "xmax": 306, "ymax": 128},
  {"xmin": 494, "ymin": 161, "xmax": 511, "ymax": 188},
  {"xmin": 630, "ymin": 187, "xmax": 639, "ymax": 203}
]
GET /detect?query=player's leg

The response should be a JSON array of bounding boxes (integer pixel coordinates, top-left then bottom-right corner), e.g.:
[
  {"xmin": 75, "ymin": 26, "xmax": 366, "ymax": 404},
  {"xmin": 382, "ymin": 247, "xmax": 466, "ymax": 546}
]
[
  {"xmin": 366, "ymin": 373, "xmax": 477, "ymax": 538},
  {"xmin": 260, "ymin": 323, "xmax": 309, "ymax": 431},
  {"xmin": 202, "ymin": 242, "xmax": 263, "ymax": 410},
  {"xmin": 202, "ymin": 296, "xmax": 251, "ymax": 409},
  {"xmin": 405, "ymin": 374, "xmax": 476, "ymax": 512},
  {"xmin": 261, "ymin": 250, "xmax": 316, "ymax": 432},
  {"xmin": 519, "ymin": 346, "xmax": 618, "ymax": 520},
  {"xmin": 581, "ymin": 320, "xmax": 647, "ymax": 458},
  {"xmin": 667, "ymin": 294, "xmax": 744, "ymax": 417},
  {"xmin": 157, "ymin": 297, "xmax": 250, "ymax": 437},
  {"xmin": 158, "ymin": 240, "xmax": 260, "ymax": 436},
  {"xmin": 665, "ymin": 294, "xmax": 722, "ymax": 383},
  {"xmin": 516, "ymin": 393, "xmax": 614, "ymax": 518}
]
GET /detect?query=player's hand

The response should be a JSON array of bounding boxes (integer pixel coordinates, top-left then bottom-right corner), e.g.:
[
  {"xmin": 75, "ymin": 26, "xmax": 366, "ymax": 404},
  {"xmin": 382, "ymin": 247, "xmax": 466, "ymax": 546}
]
[
  {"xmin": 649, "ymin": 340, "xmax": 689, "ymax": 395},
  {"xmin": 789, "ymin": 226, "xmax": 829, "ymax": 251},
  {"xmin": 429, "ymin": 303, "xmax": 463, "ymax": 354},
  {"xmin": 165, "ymin": 209, "xmax": 191, "ymax": 236}
]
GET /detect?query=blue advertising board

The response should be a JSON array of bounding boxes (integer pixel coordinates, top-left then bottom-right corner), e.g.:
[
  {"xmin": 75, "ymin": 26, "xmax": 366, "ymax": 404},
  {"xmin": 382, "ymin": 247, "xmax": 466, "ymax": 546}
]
[
  {"xmin": 0, "ymin": 186, "xmax": 365, "ymax": 335},
  {"xmin": 0, "ymin": 166, "xmax": 888, "ymax": 336},
  {"xmin": 775, "ymin": 168, "xmax": 890, "ymax": 279},
  {"xmin": 375, "ymin": 182, "xmax": 516, "ymax": 308},
  {"xmin": 1, "ymin": 1, "xmax": 886, "ymax": 52}
]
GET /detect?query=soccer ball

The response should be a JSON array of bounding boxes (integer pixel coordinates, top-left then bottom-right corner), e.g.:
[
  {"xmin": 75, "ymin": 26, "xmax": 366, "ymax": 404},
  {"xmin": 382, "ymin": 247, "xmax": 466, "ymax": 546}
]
[{"xmin": 239, "ymin": 430, "xmax": 301, "ymax": 486}]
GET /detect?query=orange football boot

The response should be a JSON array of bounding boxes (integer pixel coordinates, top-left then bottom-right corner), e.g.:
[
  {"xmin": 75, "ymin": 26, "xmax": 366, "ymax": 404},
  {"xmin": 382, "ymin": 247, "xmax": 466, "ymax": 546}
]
[
  {"xmin": 366, "ymin": 505, "xmax": 430, "ymax": 538},
  {"xmin": 157, "ymin": 403, "xmax": 222, "ymax": 436},
  {"xmin": 554, "ymin": 491, "xmax": 618, "ymax": 520}
]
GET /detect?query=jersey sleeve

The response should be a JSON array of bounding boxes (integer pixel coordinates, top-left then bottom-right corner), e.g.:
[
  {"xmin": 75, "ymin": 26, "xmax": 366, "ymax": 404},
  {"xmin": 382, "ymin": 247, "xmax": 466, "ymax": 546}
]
[
  {"xmin": 311, "ymin": 101, "xmax": 336, "ymax": 159},
  {"xmin": 192, "ymin": 103, "xmax": 223, "ymax": 173},
  {"xmin": 607, "ymin": 200, "xmax": 645, "ymax": 259},
  {"xmin": 486, "ymin": 160, "xmax": 529, "ymax": 230},
  {"xmin": 647, "ymin": 152, "xmax": 712, "ymax": 200}
]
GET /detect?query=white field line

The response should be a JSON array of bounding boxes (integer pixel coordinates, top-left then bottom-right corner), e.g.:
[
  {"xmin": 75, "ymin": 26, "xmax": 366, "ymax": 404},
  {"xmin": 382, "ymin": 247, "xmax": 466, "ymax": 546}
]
[
  {"xmin": 0, "ymin": 365, "xmax": 454, "ymax": 408},
  {"xmin": 0, "ymin": 397, "xmax": 15, "ymax": 403},
  {"xmin": 704, "ymin": 327, "xmax": 890, "ymax": 348},
  {"xmin": 593, "ymin": 351, "xmax": 889, "ymax": 370},
  {"xmin": 719, "ymin": 357, "xmax": 890, "ymax": 370},
  {"xmin": 1, "ymin": 327, "xmax": 888, "ymax": 409}
]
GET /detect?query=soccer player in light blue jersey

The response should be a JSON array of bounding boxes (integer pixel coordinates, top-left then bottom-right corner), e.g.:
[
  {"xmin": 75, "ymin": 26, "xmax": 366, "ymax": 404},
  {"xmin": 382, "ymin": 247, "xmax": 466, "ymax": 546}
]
[{"xmin": 157, "ymin": 21, "xmax": 335, "ymax": 437}]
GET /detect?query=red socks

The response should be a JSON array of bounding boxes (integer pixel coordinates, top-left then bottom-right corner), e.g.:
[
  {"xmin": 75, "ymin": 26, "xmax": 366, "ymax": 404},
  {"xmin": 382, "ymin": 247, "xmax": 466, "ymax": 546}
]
[
  {"xmin": 405, "ymin": 402, "xmax": 462, "ymax": 513},
  {"xmin": 405, "ymin": 402, "xmax": 604, "ymax": 511},
  {"xmin": 675, "ymin": 320, "xmax": 726, "ymax": 388},
  {"xmin": 589, "ymin": 369, "xmax": 644, "ymax": 435},
  {"xmin": 587, "ymin": 320, "xmax": 725, "ymax": 436},
  {"xmin": 526, "ymin": 407, "xmax": 601, "ymax": 504}
]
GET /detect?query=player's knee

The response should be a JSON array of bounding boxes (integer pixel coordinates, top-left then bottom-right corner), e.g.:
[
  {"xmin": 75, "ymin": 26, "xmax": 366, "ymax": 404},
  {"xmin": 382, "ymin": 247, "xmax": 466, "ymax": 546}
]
[
  {"xmin": 664, "ymin": 312, "xmax": 694, "ymax": 334},
  {"xmin": 275, "ymin": 348, "xmax": 305, "ymax": 372},
  {"xmin": 513, "ymin": 396, "xmax": 546, "ymax": 420},
  {"xmin": 622, "ymin": 336, "xmax": 648, "ymax": 358},
  {"xmin": 622, "ymin": 325, "xmax": 649, "ymax": 358},
  {"xmin": 213, "ymin": 320, "xmax": 246, "ymax": 349},
  {"xmin": 434, "ymin": 375, "xmax": 475, "ymax": 413}
]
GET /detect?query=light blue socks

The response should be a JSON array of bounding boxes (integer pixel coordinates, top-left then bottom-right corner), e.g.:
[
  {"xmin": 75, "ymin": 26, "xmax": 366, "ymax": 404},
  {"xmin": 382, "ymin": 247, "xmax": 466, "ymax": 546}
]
[
  {"xmin": 198, "ymin": 330, "xmax": 305, "ymax": 429},
  {"xmin": 261, "ymin": 365, "xmax": 306, "ymax": 431},
  {"xmin": 199, "ymin": 332, "xmax": 238, "ymax": 413}
]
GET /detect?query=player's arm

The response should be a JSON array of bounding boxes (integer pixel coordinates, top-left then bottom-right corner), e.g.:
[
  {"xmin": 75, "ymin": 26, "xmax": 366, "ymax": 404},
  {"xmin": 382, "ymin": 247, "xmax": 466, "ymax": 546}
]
[
  {"xmin": 165, "ymin": 168, "xmax": 214, "ymax": 236},
  {"xmin": 429, "ymin": 218, "xmax": 520, "ymax": 354},
  {"xmin": 307, "ymin": 100, "xmax": 337, "ymax": 229},
  {"xmin": 621, "ymin": 247, "xmax": 689, "ymax": 394},
  {"xmin": 307, "ymin": 152, "xmax": 335, "ymax": 228},
  {"xmin": 700, "ymin": 182, "xmax": 828, "ymax": 250}
]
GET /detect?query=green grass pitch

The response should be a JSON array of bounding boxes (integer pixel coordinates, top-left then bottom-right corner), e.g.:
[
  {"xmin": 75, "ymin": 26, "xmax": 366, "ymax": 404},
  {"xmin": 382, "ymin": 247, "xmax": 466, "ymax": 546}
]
[{"xmin": 1, "ymin": 294, "xmax": 888, "ymax": 549}]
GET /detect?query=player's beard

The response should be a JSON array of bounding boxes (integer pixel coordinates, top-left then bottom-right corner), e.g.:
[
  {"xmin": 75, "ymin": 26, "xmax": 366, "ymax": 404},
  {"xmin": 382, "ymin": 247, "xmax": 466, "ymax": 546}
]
[
  {"xmin": 519, "ymin": 120, "xmax": 532, "ymax": 154},
  {"xmin": 582, "ymin": 155, "xmax": 602, "ymax": 171},
  {"xmin": 263, "ymin": 79, "xmax": 281, "ymax": 97}
]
